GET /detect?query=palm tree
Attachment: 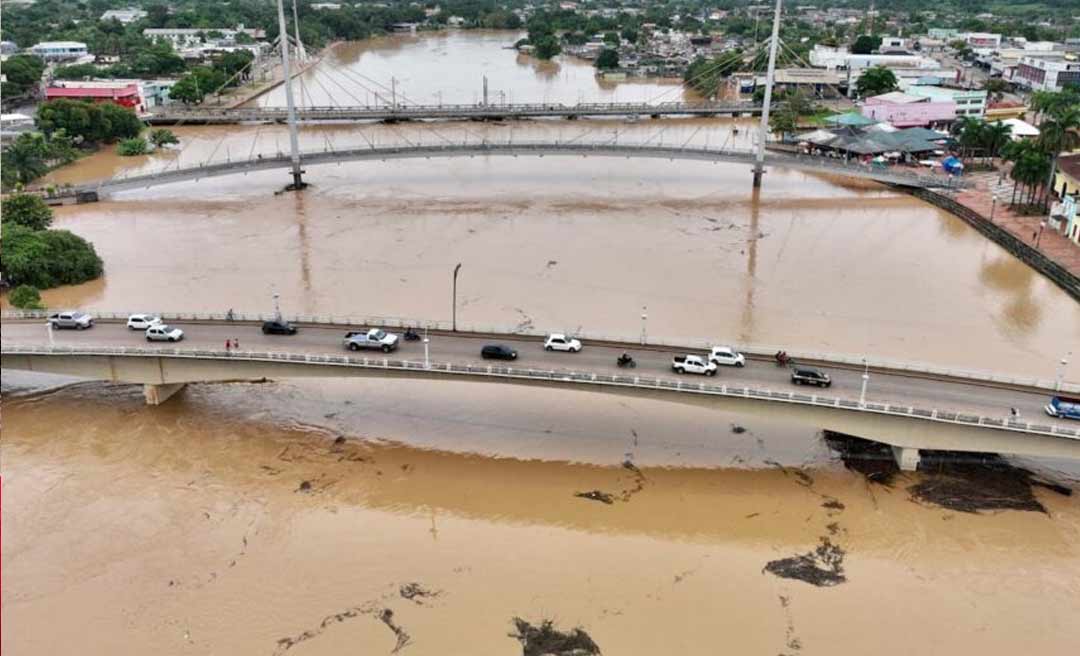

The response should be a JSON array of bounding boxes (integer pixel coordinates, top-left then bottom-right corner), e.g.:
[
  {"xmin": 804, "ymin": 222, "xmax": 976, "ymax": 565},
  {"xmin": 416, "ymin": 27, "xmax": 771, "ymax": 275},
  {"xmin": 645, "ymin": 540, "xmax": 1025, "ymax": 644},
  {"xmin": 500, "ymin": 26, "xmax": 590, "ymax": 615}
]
[
  {"xmin": 0, "ymin": 133, "xmax": 49, "ymax": 188},
  {"xmin": 1035, "ymin": 106, "xmax": 1080, "ymax": 208},
  {"xmin": 983, "ymin": 121, "xmax": 1012, "ymax": 161}
]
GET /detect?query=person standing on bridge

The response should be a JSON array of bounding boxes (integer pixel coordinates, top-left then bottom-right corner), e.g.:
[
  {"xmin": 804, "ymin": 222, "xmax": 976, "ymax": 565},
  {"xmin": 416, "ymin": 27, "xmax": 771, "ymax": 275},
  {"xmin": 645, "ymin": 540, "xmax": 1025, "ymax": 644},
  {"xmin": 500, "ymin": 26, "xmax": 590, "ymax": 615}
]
[
  {"xmin": 225, "ymin": 339, "xmax": 232, "ymax": 355},
  {"xmin": 232, "ymin": 338, "xmax": 240, "ymax": 351}
]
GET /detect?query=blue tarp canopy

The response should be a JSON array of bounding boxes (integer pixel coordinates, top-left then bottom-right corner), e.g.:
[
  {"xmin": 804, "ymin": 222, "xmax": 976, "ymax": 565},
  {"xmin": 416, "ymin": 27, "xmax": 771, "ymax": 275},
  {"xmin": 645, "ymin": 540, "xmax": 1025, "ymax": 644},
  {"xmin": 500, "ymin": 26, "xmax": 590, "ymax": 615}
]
[{"xmin": 942, "ymin": 156, "xmax": 964, "ymax": 174}]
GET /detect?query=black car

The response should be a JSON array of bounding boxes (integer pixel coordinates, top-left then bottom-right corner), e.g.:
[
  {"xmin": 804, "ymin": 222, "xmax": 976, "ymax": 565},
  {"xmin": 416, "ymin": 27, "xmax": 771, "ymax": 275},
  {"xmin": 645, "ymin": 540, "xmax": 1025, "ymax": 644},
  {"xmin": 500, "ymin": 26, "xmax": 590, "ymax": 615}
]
[
  {"xmin": 791, "ymin": 367, "xmax": 831, "ymax": 388},
  {"xmin": 262, "ymin": 319, "xmax": 297, "ymax": 335},
  {"xmin": 481, "ymin": 344, "xmax": 518, "ymax": 360}
]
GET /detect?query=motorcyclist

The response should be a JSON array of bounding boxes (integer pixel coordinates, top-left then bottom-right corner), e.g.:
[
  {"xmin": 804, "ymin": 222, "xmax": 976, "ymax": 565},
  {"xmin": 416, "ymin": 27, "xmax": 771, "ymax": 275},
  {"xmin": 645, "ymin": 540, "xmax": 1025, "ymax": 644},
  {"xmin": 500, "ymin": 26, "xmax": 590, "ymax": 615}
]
[
  {"xmin": 618, "ymin": 351, "xmax": 633, "ymax": 366},
  {"xmin": 775, "ymin": 350, "xmax": 789, "ymax": 365}
]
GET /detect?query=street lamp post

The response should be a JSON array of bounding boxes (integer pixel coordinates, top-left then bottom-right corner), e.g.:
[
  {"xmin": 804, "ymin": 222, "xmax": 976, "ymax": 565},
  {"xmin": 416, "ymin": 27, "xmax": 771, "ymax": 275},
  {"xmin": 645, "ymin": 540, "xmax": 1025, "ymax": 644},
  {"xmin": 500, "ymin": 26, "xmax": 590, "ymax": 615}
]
[
  {"xmin": 46, "ymin": 320, "xmax": 54, "ymax": 347},
  {"xmin": 424, "ymin": 335, "xmax": 430, "ymax": 369},
  {"xmin": 452, "ymin": 263, "xmax": 462, "ymax": 332},
  {"xmin": 272, "ymin": 292, "xmax": 281, "ymax": 321},
  {"xmin": 1036, "ymin": 220, "xmax": 1047, "ymax": 248},
  {"xmin": 1056, "ymin": 351, "xmax": 1072, "ymax": 392},
  {"xmin": 990, "ymin": 193, "xmax": 997, "ymax": 224},
  {"xmin": 640, "ymin": 307, "xmax": 648, "ymax": 345},
  {"xmin": 859, "ymin": 357, "xmax": 870, "ymax": 408}
]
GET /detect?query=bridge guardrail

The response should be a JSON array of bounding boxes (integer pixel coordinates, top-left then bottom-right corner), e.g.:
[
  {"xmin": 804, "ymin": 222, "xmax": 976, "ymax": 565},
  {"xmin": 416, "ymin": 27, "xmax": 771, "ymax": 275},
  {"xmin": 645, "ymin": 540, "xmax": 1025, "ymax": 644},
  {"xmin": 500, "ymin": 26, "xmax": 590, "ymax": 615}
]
[
  {"xmin": 3, "ymin": 310, "xmax": 1075, "ymax": 393},
  {"xmin": 3, "ymin": 343, "xmax": 1076, "ymax": 441}
]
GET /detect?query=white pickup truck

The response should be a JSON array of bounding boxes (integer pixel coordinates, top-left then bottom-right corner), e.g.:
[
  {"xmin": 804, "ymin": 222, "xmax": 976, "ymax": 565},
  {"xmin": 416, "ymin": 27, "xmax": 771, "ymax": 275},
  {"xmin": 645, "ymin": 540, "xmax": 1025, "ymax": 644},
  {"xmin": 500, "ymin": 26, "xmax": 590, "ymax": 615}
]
[
  {"xmin": 672, "ymin": 354, "xmax": 718, "ymax": 376},
  {"xmin": 343, "ymin": 328, "xmax": 399, "ymax": 353}
]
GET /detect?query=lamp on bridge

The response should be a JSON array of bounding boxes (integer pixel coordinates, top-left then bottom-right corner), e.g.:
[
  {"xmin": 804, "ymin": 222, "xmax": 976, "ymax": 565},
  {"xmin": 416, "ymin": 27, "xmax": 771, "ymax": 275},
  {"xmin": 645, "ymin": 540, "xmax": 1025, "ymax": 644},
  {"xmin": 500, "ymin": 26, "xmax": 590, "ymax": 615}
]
[
  {"xmin": 452, "ymin": 263, "xmax": 462, "ymax": 332},
  {"xmin": 990, "ymin": 193, "xmax": 997, "ymax": 224},
  {"xmin": 640, "ymin": 307, "xmax": 648, "ymax": 346},
  {"xmin": 859, "ymin": 358, "xmax": 870, "ymax": 408},
  {"xmin": 1057, "ymin": 352, "xmax": 1072, "ymax": 392},
  {"xmin": 273, "ymin": 292, "xmax": 282, "ymax": 321}
]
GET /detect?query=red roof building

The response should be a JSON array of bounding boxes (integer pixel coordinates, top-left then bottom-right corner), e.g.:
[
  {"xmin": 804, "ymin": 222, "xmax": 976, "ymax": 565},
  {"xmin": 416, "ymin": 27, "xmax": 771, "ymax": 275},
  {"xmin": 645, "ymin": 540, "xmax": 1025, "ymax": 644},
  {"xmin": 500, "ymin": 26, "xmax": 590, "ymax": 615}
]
[{"xmin": 45, "ymin": 83, "xmax": 144, "ymax": 112}]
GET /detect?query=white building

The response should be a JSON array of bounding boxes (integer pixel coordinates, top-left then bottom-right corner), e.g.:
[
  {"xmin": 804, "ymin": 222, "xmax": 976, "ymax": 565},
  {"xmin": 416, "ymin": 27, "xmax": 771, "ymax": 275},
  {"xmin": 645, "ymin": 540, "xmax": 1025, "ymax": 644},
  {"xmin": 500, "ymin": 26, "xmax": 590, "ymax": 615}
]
[
  {"xmin": 906, "ymin": 85, "xmax": 988, "ymax": 118},
  {"xmin": 143, "ymin": 26, "xmax": 265, "ymax": 48},
  {"xmin": 29, "ymin": 41, "xmax": 89, "ymax": 61},
  {"xmin": 964, "ymin": 32, "xmax": 1002, "ymax": 49},
  {"xmin": 101, "ymin": 8, "xmax": 147, "ymax": 24},
  {"xmin": 809, "ymin": 45, "xmax": 938, "ymax": 72},
  {"xmin": 1012, "ymin": 55, "xmax": 1080, "ymax": 92}
]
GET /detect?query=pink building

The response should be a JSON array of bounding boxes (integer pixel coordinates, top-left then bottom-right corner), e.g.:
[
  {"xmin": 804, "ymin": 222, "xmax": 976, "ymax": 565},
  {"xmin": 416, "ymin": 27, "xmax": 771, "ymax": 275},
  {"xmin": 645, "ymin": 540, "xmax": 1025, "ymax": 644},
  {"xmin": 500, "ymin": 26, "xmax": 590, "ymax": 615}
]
[{"xmin": 861, "ymin": 91, "xmax": 955, "ymax": 128}]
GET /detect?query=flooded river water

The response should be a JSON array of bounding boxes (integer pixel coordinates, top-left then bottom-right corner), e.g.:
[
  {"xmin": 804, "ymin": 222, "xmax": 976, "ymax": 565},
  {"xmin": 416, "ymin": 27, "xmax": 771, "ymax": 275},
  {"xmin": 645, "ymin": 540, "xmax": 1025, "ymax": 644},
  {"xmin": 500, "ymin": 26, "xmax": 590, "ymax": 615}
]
[{"xmin": 4, "ymin": 32, "xmax": 1080, "ymax": 655}]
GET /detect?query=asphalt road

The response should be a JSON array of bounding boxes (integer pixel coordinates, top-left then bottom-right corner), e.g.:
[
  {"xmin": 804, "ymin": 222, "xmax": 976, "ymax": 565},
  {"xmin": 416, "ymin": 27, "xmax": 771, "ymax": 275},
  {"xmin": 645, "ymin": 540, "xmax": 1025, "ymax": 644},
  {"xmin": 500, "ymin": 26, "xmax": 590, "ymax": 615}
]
[{"xmin": 1, "ymin": 319, "xmax": 1073, "ymax": 428}]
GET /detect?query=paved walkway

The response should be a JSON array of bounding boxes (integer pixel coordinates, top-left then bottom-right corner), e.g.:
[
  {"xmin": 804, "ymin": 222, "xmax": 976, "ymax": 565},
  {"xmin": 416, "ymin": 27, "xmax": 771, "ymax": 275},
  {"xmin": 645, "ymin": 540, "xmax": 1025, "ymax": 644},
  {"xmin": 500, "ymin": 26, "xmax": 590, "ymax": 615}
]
[{"xmin": 953, "ymin": 166, "xmax": 1080, "ymax": 279}]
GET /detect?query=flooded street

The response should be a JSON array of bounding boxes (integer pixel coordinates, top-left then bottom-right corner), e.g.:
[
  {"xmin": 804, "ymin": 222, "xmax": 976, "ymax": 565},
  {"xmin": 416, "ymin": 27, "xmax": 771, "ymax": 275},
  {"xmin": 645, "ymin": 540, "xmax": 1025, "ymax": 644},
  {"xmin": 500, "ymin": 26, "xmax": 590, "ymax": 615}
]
[{"xmin": 4, "ymin": 32, "xmax": 1080, "ymax": 655}]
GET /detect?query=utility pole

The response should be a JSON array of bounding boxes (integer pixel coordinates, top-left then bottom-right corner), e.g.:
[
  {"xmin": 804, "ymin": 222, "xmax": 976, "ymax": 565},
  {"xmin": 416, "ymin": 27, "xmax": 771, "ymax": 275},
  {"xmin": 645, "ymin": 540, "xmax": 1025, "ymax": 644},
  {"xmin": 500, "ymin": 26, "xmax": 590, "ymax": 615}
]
[
  {"xmin": 483, "ymin": 75, "xmax": 489, "ymax": 106},
  {"xmin": 391, "ymin": 76, "xmax": 398, "ymax": 110},
  {"xmin": 276, "ymin": 0, "xmax": 305, "ymax": 190},
  {"xmin": 752, "ymin": 0, "xmax": 782, "ymax": 189}
]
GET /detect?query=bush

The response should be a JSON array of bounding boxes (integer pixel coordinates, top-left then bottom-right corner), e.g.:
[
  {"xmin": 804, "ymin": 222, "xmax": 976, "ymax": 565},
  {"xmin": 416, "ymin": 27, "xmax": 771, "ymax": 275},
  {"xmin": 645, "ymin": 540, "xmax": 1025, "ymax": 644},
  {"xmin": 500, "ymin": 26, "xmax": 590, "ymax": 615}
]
[
  {"xmin": 117, "ymin": 137, "xmax": 149, "ymax": 156},
  {"xmin": 9, "ymin": 284, "xmax": 44, "ymax": 309},
  {"xmin": 1, "ymin": 192, "xmax": 53, "ymax": 230},
  {"xmin": 37, "ymin": 99, "xmax": 143, "ymax": 144},
  {"xmin": 149, "ymin": 128, "xmax": 179, "ymax": 148},
  {"xmin": 1, "ymin": 222, "xmax": 104, "ymax": 289}
]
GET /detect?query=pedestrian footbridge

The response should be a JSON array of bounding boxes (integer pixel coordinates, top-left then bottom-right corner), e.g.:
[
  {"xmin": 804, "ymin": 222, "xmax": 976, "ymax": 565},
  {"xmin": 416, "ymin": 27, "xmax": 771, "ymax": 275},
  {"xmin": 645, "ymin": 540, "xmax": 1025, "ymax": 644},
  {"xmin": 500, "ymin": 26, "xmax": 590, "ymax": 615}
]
[{"xmin": 67, "ymin": 141, "xmax": 957, "ymax": 197}]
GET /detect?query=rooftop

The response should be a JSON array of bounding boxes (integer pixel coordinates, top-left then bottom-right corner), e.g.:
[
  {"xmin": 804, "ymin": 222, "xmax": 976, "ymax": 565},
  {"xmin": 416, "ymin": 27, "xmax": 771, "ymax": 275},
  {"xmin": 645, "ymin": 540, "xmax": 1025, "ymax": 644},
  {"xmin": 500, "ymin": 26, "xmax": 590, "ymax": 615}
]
[{"xmin": 1059, "ymin": 154, "xmax": 1080, "ymax": 182}]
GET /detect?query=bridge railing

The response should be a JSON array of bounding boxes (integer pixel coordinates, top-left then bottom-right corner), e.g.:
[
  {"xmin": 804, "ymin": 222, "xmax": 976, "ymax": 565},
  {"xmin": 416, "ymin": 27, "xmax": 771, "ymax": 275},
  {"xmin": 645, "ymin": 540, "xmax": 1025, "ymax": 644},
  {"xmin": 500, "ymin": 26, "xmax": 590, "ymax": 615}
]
[
  {"xmin": 148, "ymin": 101, "xmax": 762, "ymax": 117},
  {"xmin": 4, "ymin": 310, "xmax": 1074, "ymax": 393},
  {"xmin": 3, "ymin": 343, "xmax": 1076, "ymax": 441}
]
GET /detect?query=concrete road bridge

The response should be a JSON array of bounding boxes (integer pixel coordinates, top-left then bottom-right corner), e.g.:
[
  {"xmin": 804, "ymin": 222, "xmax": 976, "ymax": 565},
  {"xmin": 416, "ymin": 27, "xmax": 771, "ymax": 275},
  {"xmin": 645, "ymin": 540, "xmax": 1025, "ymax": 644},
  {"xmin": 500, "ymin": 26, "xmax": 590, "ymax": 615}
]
[
  {"xmin": 144, "ymin": 101, "xmax": 767, "ymax": 125},
  {"xmin": 3, "ymin": 312, "xmax": 1077, "ymax": 471},
  {"xmin": 66, "ymin": 141, "xmax": 957, "ymax": 197}
]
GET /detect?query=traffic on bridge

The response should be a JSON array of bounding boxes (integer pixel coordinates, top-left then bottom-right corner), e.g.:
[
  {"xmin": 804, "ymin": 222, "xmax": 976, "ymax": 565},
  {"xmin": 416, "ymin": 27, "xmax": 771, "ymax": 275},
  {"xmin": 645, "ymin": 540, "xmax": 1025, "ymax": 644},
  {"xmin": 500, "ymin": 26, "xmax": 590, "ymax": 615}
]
[{"xmin": 3, "ymin": 314, "xmax": 1076, "ymax": 431}]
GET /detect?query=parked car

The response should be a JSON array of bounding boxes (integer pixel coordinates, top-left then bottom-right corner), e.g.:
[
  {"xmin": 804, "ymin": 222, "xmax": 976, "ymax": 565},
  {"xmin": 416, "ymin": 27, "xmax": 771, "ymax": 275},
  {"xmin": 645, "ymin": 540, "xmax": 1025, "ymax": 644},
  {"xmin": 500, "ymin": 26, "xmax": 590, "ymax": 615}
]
[
  {"xmin": 544, "ymin": 334, "xmax": 582, "ymax": 352},
  {"xmin": 1045, "ymin": 396, "xmax": 1080, "ymax": 420},
  {"xmin": 343, "ymin": 328, "xmax": 399, "ymax": 353},
  {"xmin": 482, "ymin": 344, "xmax": 518, "ymax": 360},
  {"xmin": 262, "ymin": 319, "xmax": 297, "ymax": 335},
  {"xmin": 791, "ymin": 367, "xmax": 831, "ymax": 388},
  {"xmin": 672, "ymin": 354, "xmax": 718, "ymax": 376},
  {"xmin": 709, "ymin": 346, "xmax": 746, "ymax": 367},
  {"xmin": 48, "ymin": 311, "xmax": 94, "ymax": 330},
  {"xmin": 127, "ymin": 314, "xmax": 162, "ymax": 330},
  {"xmin": 146, "ymin": 324, "xmax": 184, "ymax": 342}
]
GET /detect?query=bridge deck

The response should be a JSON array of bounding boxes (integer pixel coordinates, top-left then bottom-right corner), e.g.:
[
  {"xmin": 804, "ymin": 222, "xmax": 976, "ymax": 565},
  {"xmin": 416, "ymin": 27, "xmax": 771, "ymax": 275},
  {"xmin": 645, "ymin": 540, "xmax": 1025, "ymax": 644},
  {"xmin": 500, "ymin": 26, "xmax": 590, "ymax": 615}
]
[{"xmin": 145, "ymin": 102, "xmax": 766, "ymax": 125}]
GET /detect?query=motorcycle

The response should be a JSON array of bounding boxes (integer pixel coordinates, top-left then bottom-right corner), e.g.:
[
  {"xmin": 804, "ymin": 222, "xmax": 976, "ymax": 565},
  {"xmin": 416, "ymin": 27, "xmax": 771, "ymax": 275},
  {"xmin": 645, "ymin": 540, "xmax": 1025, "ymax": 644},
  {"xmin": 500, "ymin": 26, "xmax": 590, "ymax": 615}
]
[
  {"xmin": 774, "ymin": 350, "xmax": 791, "ymax": 367},
  {"xmin": 404, "ymin": 328, "xmax": 421, "ymax": 341},
  {"xmin": 616, "ymin": 354, "xmax": 637, "ymax": 368}
]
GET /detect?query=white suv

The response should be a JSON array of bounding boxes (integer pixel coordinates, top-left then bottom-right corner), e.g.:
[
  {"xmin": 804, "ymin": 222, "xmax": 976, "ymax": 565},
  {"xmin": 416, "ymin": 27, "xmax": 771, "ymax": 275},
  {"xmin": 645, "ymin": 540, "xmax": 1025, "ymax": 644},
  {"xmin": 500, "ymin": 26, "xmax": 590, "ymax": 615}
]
[
  {"xmin": 544, "ymin": 334, "xmax": 582, "ymax": 352},
  {"xmin": 709, "ymin": 346, "xmax": 746, "ymax": 367},
  {"xmin": 146, "ymin": 324, "xmax": 184, "ymax": 342},
  {"xmin": 127, "ymin": 314, "xmax": 162, "ymax": 330}
]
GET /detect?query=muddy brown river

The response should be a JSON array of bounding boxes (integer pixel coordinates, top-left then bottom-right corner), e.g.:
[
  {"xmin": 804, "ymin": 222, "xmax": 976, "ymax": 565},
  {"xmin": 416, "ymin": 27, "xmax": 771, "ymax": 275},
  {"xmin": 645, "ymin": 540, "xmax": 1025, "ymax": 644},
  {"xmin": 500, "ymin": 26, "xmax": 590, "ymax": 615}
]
[{"xmin": 4, "ymin": 32, "xmax": 1080, "ymax": 654}]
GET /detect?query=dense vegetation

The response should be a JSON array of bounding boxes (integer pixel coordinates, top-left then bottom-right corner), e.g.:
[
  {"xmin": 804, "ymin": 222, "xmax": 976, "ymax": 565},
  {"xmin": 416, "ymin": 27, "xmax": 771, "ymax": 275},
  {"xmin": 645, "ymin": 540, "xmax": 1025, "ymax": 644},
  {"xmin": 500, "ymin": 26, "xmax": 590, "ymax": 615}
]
[
  {"xmin": 1, "ymin": 193, "xmax": 104, "ymax": 292},
  {"xmin": 0, "ymin": 54, "xmax": 46, "ymax": 99}
]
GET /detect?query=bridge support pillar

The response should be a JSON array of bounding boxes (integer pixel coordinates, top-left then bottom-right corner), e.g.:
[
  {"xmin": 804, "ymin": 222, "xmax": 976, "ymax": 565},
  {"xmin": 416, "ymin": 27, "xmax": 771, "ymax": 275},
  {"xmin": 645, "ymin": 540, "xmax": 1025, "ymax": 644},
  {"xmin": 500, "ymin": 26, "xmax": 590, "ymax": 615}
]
[
  {"xmin": 144, "ymin": 382, "xmax": 186, "ymax": 406},
  {"xmin": 891, "ymin": 446, "xmax": 922, "ymax": 472}
]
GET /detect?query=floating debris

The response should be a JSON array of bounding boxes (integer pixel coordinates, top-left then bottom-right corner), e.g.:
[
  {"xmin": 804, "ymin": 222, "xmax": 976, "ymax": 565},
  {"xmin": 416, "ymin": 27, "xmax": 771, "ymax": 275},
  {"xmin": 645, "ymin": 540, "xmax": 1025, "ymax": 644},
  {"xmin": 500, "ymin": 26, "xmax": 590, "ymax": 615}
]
[
  {"xmin": 824, "ymin": 432, "xmax": 898, "ymax": 485},
  {"xmin": 509, "ymin": 617, "xmax": 601, "ymax": 656},
  {"xmin": 764, "ymin": 538, "xmax": 846, "ymax": 587},
  {"xmin": 909, "ymin": 452, "xmax": 1068, "ymax": 514},
  {"xmin": 297, "ymin": 480, "xmax": 313, "ymax": 493},
  {"xmin": 575, "ymin": 490, "xmax": 615, "ymax": 505}
]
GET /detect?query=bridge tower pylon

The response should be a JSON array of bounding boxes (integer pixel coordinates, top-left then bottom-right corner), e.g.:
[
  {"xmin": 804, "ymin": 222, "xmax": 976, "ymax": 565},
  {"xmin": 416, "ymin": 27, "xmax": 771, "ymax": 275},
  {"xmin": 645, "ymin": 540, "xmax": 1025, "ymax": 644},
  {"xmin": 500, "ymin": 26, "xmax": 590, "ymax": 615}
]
[
  {"xmin": 276, "ymin": 0, "xmax": 306, "ymax": 190},
  {"xmin": 752, "ymin": 0, "xmax": 783, "ymax": 188}
]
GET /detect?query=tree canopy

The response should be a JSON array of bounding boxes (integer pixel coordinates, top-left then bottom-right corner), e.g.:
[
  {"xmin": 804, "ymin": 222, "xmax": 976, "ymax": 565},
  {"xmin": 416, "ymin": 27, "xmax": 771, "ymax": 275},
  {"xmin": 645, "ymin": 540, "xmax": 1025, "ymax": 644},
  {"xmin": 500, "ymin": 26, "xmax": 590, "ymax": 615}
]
[
  {"xmin": 2, "ymin": 193, "xmax": 54, "ymax": 231},
  {"xmin": 855, "ymin": 67, "xmax": 898, "ymax": 98},
  {"xmin": 595, "ymin": 49, "xmax": 620, "ymax": 70}
]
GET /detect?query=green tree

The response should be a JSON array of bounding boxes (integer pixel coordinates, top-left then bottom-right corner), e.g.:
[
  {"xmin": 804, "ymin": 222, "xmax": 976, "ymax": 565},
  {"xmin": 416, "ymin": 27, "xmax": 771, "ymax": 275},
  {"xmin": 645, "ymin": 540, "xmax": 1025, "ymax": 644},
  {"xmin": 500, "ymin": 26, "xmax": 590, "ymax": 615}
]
[
  {"xmin": 1, "ymin": 55, "xmax": 46, "ymax": 95},
  {"xmin": 117, "ymin": 137, "xmax": 149, "ymax": 156},
  {"xmin": 98, "ymin": 103, "xmax": 144, "ymax": 141},
  {"xmin": 36, "ymin": 100, "xmax": 142, "ymax": 144},
  {"xmin": 854, "ymin": 66, "xmax": 898, "ymax": 98},
  {"xmin": 1, "ymin": 191, "xmax": 54, "ymax": 230},
  {"xmin": 533, "ymin": 35, "xmax": 561, "ymax": 60},
  {"xmin": 769, "ymin": 109, "xmax": 798, "ymax": 139},
  {"xmin": 0, "ymin": 222, "xmax": 104, "ymax": 289},
  {"xmin": 149, "ymin": 128, "xmax": 180, "ymax": 148},
  {"xmin": 595, "ymin": 48, "xmax": 620, "ymax": 70},
  {"xmin": 603, "ymin": 31, "xmax": 620, "ymax": 46},
  {"xmin": 0, "ymin": 133, "xmax": 50, "ymax": 188},
  {"xmin": 169, "ymin": 66, "xmax": 228, "ymax": 104},
  {"xmin": 851, "ymin": 35, "xmax": 882, "ymax": 55},
  {"xmin": 8, "ymin": 284, "xmax": 45, "ymax": 310},
  {"xmin": 621, "ymin": 28, "xmax": 639, "ymax": 45}
]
